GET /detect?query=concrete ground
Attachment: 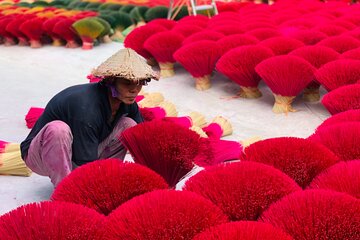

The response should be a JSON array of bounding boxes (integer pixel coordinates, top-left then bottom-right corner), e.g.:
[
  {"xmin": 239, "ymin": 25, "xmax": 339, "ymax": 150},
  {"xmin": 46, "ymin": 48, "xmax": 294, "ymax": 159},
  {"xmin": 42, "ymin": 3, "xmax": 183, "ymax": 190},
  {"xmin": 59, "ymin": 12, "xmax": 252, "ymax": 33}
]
[{"xmin": 0, "ymin": 42, "xmax": 330, "ymax": 215}]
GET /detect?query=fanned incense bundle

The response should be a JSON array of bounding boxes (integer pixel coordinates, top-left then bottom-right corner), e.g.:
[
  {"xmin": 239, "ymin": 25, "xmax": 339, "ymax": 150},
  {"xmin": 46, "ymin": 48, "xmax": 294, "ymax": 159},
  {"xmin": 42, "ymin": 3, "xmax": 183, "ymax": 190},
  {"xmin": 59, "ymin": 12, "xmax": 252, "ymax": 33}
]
[
  {"xmin": 210, "ymin": 25, "xmax": 244, "ymax": 36},
  {"xmin": 260, "ymin": 190, "xmax": 360, "ymax": 240},
  {"xmin": 51, "ymin": 159, "xmax": 168, "ymax": 215},
  {"xmin": 314, "ymin": 24, "xmax": 348, "ymax": 36},
  {"xmin": 101, "ymin": 190, "xmax": 228, "ymax": 240},
  {"xmin": 0, "ymin": 141, "xmax": 32, "ymax": 177},
  {"xmin": 124, "ymin": 24, "xmax": 167, "ymax": 63},
  {"xmin": 6, "ymin": 14, "xmax": 35, "ymax": 46},
  {"xmin": 315, "ymin": 59, "xmax": 360, "ymax": 91},
  {"xmin": 146, "ymin": 18, "xmax": 176, "ymax": 29},
  {"xmin": 144, "ymin": 31, "xmax": 184, "ymax": 78},
  {"xmin": 289, "ymin": 45, "xmax": 340, "ymax": 102},
  {"xmin": 0, "ymin": 201, "xmax": 105, "ymax": 240},
  {"xmin": 0, "ymin": 15, "xmax": 17, "ymax": 46},
  {"xmin": 109, "ymin": 12, "xmax": 134, "ymax": 42},
  {"xmin": 172, "ymin": 24, "xmax": 204, "ymax": 37},
  {"xmin": 202, "ymin": 116, "xmax": 232, "ymax": 139},
  {"xmin": 322, "ymin": 84, "xmax": 360, "ymax": 115},
  {"xmin": 288, "ymin": 29, "xmax": 327, "ymax": 45},
  {"xmin": 182, "ymin": 30, "xmax": 224, "ymax": 46},
  {"xmin": 255, "ymin": 55, "xmax": 315, "ymax": 114},
  {"xmin": 309, "ymin": 160, "xmax": 360, "ymax": 199},
  {"xmin": 42, "ymin": 16, "xmax": 66, "ymax": 46},
  {"xmin": 216, "ymin": 45, "xmax": 274, "ymax": 98},
  {"xmin": 247, "ymin": 28, "xmax": 282, "ymax": 41},
  {"xmin": 240, "ymin": 137, "xmax": 339, "ymax": 188},
  {"xmin": 173, "ymin": 40, "xmax": 221, "ymax": 90},
  {"xmin": 193, "ymin": 221, "xmax": 293, "ymax": 240},
  {"xmin": 184, "ymin": 161, "xmax": 301, "ymax": 221},
  {"xmin": 19, "ymin": 16, "xmax": 46, "ymax": 48},
  {"xmin": 53, "ymin": 18, "xmax": 79, "ymax": 48},
  {"xmin": 72, "ymin": 17, "xmax": 104, "ymax": 50},
  {"xmin": 308, "ymin": 122, "xmax": 360, "ymax": 161},
  {"xmin": 120, "ymin": 120, "xmax": 202, "ymax": 188},
  {"xmin": 216, "ymin": 34, "xmax": 259, "ymax": 55},
  {"xmin": 194, "ymin": 138, "xmax": 243, "ymax": 166},
  {"xmin": 259, "ymin": 36, "xmax": 305, "ymax": 55},
  {"xmin": 341, "ymin": 48, "xmax": 360, "ymax": 60},
  {"xmin": 316, "ymin": 109, "xmax": 360, "ymax": 131},
  {"xmin": 317, "ymin": 36, "xmax": 360, "ymax": 54}
]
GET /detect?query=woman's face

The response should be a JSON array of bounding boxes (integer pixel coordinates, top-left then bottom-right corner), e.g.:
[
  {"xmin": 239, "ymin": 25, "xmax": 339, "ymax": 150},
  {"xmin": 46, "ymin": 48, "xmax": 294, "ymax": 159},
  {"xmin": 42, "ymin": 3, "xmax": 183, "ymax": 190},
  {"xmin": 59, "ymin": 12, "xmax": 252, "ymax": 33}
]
[{"xmin": 113, "ymin": 78, "xmax": 145, "ymax": 104}]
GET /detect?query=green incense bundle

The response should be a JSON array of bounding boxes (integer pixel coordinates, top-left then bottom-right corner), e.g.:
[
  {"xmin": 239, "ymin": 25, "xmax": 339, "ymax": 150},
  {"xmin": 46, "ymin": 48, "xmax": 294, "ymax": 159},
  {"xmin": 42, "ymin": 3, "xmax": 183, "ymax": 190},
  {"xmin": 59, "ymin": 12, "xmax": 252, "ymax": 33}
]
[
  {"xmin": 72, "ymin": 17, "xmax": 104, "ymax": 49},
  {"xmin": 129, "ymin": 6, "xmax": 149, "ymax": 25},
  {"xmin": 145, "ymin": 6, "xmax": 169, "ymax": 22}
]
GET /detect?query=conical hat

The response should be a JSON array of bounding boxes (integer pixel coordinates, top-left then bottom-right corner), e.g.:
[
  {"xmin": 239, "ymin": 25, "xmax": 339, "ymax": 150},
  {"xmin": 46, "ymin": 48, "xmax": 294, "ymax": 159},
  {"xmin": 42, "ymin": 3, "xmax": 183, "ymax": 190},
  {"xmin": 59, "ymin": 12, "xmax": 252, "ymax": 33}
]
[{"xmin": 92, "ymin": 48, "xmax": 159, "ymax": 81}]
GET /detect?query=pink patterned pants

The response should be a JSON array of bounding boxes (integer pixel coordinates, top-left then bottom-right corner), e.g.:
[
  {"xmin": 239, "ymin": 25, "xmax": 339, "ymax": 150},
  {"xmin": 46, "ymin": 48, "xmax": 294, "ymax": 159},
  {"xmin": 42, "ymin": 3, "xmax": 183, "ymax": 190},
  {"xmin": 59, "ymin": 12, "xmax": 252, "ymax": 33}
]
[{"xmin": 24, "ymin": 117, "xmax": 137, "ymax": 186}]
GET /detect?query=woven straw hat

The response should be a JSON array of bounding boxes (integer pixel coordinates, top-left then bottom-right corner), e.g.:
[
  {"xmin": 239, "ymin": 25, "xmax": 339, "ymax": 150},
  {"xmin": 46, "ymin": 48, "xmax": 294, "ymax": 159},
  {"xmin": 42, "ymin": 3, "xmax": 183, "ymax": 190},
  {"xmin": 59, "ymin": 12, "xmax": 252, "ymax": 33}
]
[{"xmin": 92, "ymin": 48, "xmax": 159, "ymax": 82}]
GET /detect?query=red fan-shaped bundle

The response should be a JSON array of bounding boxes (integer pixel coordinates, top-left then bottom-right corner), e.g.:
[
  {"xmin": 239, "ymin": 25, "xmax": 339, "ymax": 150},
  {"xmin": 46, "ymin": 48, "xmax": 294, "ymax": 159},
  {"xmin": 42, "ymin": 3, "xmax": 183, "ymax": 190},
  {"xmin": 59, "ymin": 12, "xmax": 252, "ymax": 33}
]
[
  {"xmin": 101, "ymin": 190, "xmax": 228, "ymax": 240},
  {"xmin": 210, "ymin": 25, "xmax": 244, "ymax": 36},
  {"xmin": 177, "ymin": 15, "xmax": 209, "ymax": 28},
  {"xmin": 42, "ymin": 16, "xmax": 66, "ymax": 46},
  {"xmin": 309, "ymin": 160, "xmax": 360, "ymax": 199},
  {"xmin": 255, "ymin": 55, "xmax": 315, "ymax": 113},
  {"xmin": 243, "ymin": 22, "xmax": 277, "ymax": 31},
  {"xmin": 53, "ymin": 18, "xmax": 79, "ymax": 48},
  {"xmin": 202, "ymin": 116, "xmax": 232, "ymax": 139},
  {"xmin": 289, "ymin": 45, "xmax": 340, "ymax": 101},
  {"xmin": 162, "ymin": 116, "xmax": 192, "ymax": 128},
  {"xmin": 182, "ymin": 30, "xmax": 224, "ymax": 46},
  {"xmin": 322, "ymin": 84, "xmax": 360, "ymax": 115},
  {"xmin": 216, "ymin": 34, "xmax": 259, "ymax": 55},
  {"xmin": 19, "ymin": 17, "xmax": 47, "ymax": 48},
  {"xmin": 331, "ymin": 19, "xmax": 357, "ymax": 30},
  {"xmin": 316, "ymin": 109, "xmax": 360, "ymax": 131},
  {"xmin": 193, "ymin": 221, "xmax": 293, "ymax": 240},
  {"xmin": 184, "ymin": 161, "xmax": 301, "ymax": 221},
  {"xmin": 139, "ymin": 101, "xmax": 178, "ymax": 121},
  {"xmin": 260, "ymin": 190, "xmax": 360, "ymax": 240},
  {"xmin": 173, "ymin": 40, "xmax": 220, "ymax": 90},
  {"xmin": 240, "ymin": 137, "xmax": 339, "ymax": 188},
  {"xmin": 124, "ymin": 24, "xmax": 167, "ymax": 61},
  {"xmin": 216, "ymin": 45, "xmax": 274, "ymax": 98},
  {"xmin": 259, "ymin": 36, "xmax": 305, "ymax": 55},
  {"xmin": 317, "ymin": 36, "xmax": 360, "ymax": 54},
  {"xmin": 120, "ymin": 120, "xmax": 202, "ymax": 187},
  {"xmin": 0, "ymin": 201, "xmax": 105, "ymax": 240},
  {"xmin": 0, "ymin": 15, "xmax": 17, "ymax": 46},
  {"xmin": 51, "ymin": 159, "xmax": 168, "ymax": 215},
  {"xmin": 309, "ymin": 122, "xmax": 360, "ymax": 161},
  {"xmin": 279, "ymin": 18, "xmax": 314, "ymax": 30},
  {"xmin": 341, "ymin": 47, "xmax": 360, "ymax": 60},
  {"xmin": 288, "ymin": 29, "xmax": 328, "ymax": 45},
  {"xmin": 25, "ymin": 107, "xmax": 44, "ymax": 129},
  {"xmin": 146, "ymin": 18, "xmax": 176, "ymax": 30},
  {"xmin": 315, "ymin": 59, "xmax": 360, "ymax": 91},
  {"xmin": 171, "ymin": 24, "xmax": 204, "ymax": 37},
  {"xmin": 193, "ymin": 137, "xmax": 242, "ymax": 166},
  {"xmin": 6, "ymin": 14, "xmax": 35, "ymax": 46},
  {"xmin": 144, "ymin": 31, "xmax": 184, "ymax": 78},
  {"xmin": 247, "ymin": 28, "xmax": 282, "ymax": 41},
  {"xmin": 314, "ymin": 24, "xmax": 348, "ymax": 36}
]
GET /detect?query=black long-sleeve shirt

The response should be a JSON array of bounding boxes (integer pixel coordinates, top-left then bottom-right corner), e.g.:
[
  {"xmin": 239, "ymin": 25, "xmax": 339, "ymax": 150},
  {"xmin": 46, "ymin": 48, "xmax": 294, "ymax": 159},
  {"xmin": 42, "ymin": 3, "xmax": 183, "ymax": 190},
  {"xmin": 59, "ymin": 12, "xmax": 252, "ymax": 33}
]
[{"xmin": 20, "ymin": 82, "xmax": 143, "ymax": 166}]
